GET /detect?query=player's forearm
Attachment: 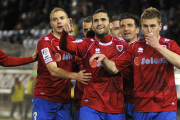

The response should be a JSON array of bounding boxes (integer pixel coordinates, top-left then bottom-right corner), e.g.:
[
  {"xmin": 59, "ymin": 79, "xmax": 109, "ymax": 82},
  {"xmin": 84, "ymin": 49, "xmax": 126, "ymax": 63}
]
[
  {"xmin": 48, "ymin": 67, "xmax": 77, "ymax": 79},
  {"xmin": 102, "ymin": 57, "xmax": 119, "ymax": 74},
  {"xmin": 155, "ymin": 45, "xmax": 180, "ymax": 68},
  {"xmin": 59, "ymin": 30, "xmax": 76, "ymax": 54},
  {"xmin": 1, "ymin": 56, "xmax": 33, "ymax": 67}
]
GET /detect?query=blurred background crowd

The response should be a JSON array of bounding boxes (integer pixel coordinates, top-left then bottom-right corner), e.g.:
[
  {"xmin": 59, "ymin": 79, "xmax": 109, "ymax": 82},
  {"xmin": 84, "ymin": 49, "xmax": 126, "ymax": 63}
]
[{"xmin": 0, "ymin": 0, "xmax": 180, "ymax": 61}]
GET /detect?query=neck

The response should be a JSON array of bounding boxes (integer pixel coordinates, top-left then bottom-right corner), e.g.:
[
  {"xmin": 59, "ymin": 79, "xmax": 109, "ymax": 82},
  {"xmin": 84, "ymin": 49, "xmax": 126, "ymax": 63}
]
[
  {"xmin": 95, "ymin": 34, "xmax": 111, "ymax": 43},
  {"xmin": 52, "ymin": 31, "xmax": 61, "ymax": 38}
]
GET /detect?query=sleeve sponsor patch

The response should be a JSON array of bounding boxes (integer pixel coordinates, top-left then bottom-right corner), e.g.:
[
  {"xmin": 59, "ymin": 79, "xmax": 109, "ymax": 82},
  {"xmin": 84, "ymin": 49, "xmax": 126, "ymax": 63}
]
[
  {"xmin": 41, "ymin": 47, "xmax": 52, "ymax": 63},
  {"xmin": 73, "ymin": 39, "xmax": 83, "ymax": 43}
]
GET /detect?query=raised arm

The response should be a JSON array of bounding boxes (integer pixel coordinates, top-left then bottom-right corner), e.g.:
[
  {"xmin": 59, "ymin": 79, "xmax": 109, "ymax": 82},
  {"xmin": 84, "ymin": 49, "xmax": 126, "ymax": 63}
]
[
  {"xmin": 89, "ymin": 54, "xmax": 119, "ymax": 74},
  {"xmin": 0, "ymin": 49, "xmax": 37, "ymax": 67},
  {"xmin": 59, "ymin": 18, "xmax": 76, "ymax": 54},
  {"xmin": 145, "ymin": 33, "xmax": 180, "ymax": 69}
]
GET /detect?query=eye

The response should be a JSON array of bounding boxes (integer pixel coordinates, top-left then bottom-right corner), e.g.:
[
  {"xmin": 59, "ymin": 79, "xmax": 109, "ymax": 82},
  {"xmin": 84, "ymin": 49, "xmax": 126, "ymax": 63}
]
[
  {"xmin": 53, "ymin": 18, "xmax": 57, "ymax": 21},
  {"xmin": 150, "ymin": 25, "xmax": 156, "ymax": 28},
  {"xmin": 60, "ymin": 16, "xmax": 65, "ymax": 20},
  {"xmin": 128, "ymin": 24, "xmax": 133, "ymax": 27},
  {"xmin": 94, "ymin": 19, "xmax": 98, "ymax": 22},
  {"xmin": 101, "ymin": 18, "xmax": 106, "ymax": 21},
  {"xmin": 114, "ymin": 27, "xmax": 120, "ymax": 30},
  {"xmin": 120, "ymin": 25, "xmax": 125, "ymax": 28},
  {"xmin": 84, "ymin": 29, "xmax": 88, "ymax": 32}
]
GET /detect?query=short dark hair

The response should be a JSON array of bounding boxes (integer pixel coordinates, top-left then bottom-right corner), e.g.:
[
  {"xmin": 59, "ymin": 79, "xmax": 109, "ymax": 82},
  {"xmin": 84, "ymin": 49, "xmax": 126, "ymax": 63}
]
[
  {"xmin": 92, "ymin": 9, "xmax": 112, "ymax": 23},
  {"xmin": 111, "ymin": 15, "xmax": 120, "ymax": 22},
  {"xmin": 84, "ymin": 16, "xmax": 93, "ymax": 23},
  {"xmin": 119, "ymin": 13, "xmax": 140, "ymax": 28}
]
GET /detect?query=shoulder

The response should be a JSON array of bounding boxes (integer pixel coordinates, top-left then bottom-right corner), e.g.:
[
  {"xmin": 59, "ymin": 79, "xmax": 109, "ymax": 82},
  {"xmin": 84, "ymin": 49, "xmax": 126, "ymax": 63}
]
[{"xmin": 37, "ymin": 33, "xmax": 53, "ymax": 45}]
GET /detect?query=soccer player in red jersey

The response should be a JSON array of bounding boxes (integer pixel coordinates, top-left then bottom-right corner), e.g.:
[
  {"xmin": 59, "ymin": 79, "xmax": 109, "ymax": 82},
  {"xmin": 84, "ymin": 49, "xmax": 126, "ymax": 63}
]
[
  {"xmin": 119, "ymin": 13, "xmax": 140, "ymax": 120},
  {"xmin": 73, "ymin": 16, "xmax": 93, "ymax": 120},
  {"xmin": 60, "ymin": 9, "xmax": 128, "ymax": 120},
  {"xmin": 90, "ymin": 7, "xmax": 180, "ymax": 120},
  {"xmin": 32, "ymin": 7, "xmax": 91, "ymax": 120},
  {"xmin": 0, "ymin": 49, "xmax": 37, "ymax": 66},
  {"xmin": 110, "ymin": 15, "xmax": 122, "ymax": 38}
]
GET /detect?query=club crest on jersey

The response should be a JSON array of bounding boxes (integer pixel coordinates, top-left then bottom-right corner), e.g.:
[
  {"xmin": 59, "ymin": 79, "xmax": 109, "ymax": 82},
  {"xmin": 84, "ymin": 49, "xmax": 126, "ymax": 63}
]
[
  {"xmin": 161, "ymin": 45, "xmax": 167, "ymax": 48},
  {"xmin": 138, "ymin": 47, "xmax": 143, "ymax": 53},
  {"xmin": 116, "ymin": 45, "xmax": 123, "ymax": 52},
  {"xmin": 54, "ymin": 53, "xmax": 61, "ymax": 62},
  {"xmin": 95, "ymin": 48, "xmax": 101, "ymax": 53}
]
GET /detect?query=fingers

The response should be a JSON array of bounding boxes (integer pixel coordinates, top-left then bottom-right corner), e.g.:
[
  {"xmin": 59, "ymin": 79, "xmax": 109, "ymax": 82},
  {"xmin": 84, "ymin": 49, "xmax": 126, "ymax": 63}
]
[
  {"xmin": 89, "ymin": 54, "xmax": 98, "ymax": 65},
  {"xmin": 69, "ymin": 18, "xmax": 74, "ymax": 32}
]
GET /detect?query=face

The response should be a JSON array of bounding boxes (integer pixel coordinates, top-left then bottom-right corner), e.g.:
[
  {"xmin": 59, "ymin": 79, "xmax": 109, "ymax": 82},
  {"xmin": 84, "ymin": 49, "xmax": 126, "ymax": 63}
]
[
  {"xmin": 111, "ymin": 20, "xmax": 122, "ymax": 38},
  {"xmin": 120, "ymin": 18, "xmax": 139, "ymax": 43},
  {"xmin": 92, "ymin": 12, "xmax": 112, "ymax": 37},
  {"xmin": 50, "ymin": 11, "xmax": 68, "ymax": 37},
  {"xmin": 141, "ymin": 18, "xmax": 162, "ymax": 38},
  {"xmin": 83, "ymin": 22, "xmax": 92, "ymax": 37}
]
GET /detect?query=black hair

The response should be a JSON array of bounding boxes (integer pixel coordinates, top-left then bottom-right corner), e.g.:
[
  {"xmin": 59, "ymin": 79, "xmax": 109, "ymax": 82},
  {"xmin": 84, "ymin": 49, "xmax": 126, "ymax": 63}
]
[
  {"xmin": 92, "ymin": 9, "xmax": 112, "ymax": 23},
  {"xmin": 119, "ymin": 13, "xmax": 140, "ymax": 28}
]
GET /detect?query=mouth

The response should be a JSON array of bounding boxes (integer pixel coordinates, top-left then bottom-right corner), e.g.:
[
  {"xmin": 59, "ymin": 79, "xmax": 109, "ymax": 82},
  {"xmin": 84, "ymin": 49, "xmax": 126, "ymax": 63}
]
[
  {"xmin": 96, "ymin": 27, "xmax": 104, "ymax": 31},
  {"xmin": 57, "ymin": 26, "xmax": 63, "ymax": 29},
  {"xmin": 124, "ymin": 33, "xmax": 130, "ymax": 35}
]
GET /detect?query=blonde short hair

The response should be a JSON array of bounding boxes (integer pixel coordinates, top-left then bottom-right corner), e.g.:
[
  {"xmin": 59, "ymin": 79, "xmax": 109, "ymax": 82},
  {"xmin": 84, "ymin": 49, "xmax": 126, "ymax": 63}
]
[
  {"xmin": 141, "ymin": 7, "xmax": 161, "ymax": 24},
  {"xmin": 50, "ymin": 7, "xmax": 68, "ymax": 21}
]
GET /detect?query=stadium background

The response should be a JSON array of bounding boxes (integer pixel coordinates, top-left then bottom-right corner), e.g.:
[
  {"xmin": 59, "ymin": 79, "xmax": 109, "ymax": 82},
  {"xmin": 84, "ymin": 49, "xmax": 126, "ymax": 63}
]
[{"xmin": 0, "ymin": 0, "xmax": 180, "ymax": 119}]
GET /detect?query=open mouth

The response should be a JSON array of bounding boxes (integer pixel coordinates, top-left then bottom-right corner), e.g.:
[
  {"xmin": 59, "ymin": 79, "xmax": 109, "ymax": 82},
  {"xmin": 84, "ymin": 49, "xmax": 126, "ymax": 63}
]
[{"xmin": 124, "ymin": 33, "xmax": 130, "ymax": 35}]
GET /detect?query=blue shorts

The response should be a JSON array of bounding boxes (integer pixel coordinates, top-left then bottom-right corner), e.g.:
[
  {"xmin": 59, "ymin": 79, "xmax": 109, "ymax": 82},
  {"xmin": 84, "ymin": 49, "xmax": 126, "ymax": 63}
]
[
  {"xmin": 73, "ymin": 110, "xmax": 80, "ymax": 120},
  {"xmin": 80, "ymin": 106, "xmax": 126, "ymax": 120},
  {"xmin": 134, "ymin": 111, "xmax": 177, "ymax": 120},
  {"xmin": 32, "ymin": 98, "xmax": 71, "ymax": 120},
  {"xmin": 125, "ymin": 103, "xmax": 134, "ymax": 120}
]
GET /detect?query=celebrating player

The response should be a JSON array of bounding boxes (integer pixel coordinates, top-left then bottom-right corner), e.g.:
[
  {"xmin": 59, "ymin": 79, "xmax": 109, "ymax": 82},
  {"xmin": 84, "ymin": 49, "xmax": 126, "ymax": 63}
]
[
  {"xmin": 32, "ymin": 7, "xmax": 91, "ymax": 120},
  {"xmin": 90, "ymin": 7, "xmax": 180, "ymax": 120}
]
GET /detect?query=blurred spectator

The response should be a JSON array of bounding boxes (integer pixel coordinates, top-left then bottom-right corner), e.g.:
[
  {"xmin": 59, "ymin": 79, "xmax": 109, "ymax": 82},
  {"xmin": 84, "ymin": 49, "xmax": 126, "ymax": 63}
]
[
  {"xmin": 24, "ymin": 77, "xmax": 36, "ymax": 120},
  {"xmin": 10, "ymin": 77, "xmax": 24, "ymax": 119}
]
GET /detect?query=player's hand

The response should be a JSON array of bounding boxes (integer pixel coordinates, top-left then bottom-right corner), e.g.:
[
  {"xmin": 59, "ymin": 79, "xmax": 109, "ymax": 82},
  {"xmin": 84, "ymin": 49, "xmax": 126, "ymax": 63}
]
[
  {"xmin": 63, "ymin": 18, "xmax": 74, "ymax": 33},
  {"xmin": 145, "ymin": 32, "xmax": 160, "ymax": 48},
  {"xmin": 32, "ymin": 49, "xmax": 38, "ymax": 61},
  {"xmin": 75, "ymin": 69, "xmax": 91, "ymax": 85},
  {"xmin": 89, "ymin": 54, "xmax": 106, "ymax": 67}
]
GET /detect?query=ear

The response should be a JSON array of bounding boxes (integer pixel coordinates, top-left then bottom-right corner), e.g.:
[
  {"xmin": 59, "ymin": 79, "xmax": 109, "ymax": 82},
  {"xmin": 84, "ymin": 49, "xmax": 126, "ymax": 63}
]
[
  {"xmin": 136, "ymin": 27, "xmax": 140, "ymax": 34},
  {"xmin": 50, "ymin": 21, "xmax": 53, "ymax": 28},
  {"xmin": 159, "ymin": 23, "xmax": 162, "ymax": 31},
  {"xmin": 91, "ymin": 25, "xmax": 94, "ymax": 31},
  {"xmin": 109, "ymin": 22, "xmax": 113, "ymax": 29}
]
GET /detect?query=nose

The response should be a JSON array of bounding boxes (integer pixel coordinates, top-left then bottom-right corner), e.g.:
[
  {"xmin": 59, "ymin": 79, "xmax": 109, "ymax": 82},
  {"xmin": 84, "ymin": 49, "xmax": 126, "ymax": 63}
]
[
  {"xmin": 147, "ymin": 27, "xmax": 151, "ymax": 33},
  {"xmin": 97, "ymin": 20, "xmax": 102, "ymax": 25},
  {"xmin": 124, "ymin": 26, "xmax": 128, "ymax": 31},
  {"xmin": 57, "ymin": 18, "xmax": 61, "ymax": 24}
]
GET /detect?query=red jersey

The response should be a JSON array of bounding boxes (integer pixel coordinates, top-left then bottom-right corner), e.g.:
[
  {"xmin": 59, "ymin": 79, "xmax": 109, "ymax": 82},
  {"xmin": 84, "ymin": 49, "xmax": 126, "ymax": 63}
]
[
  {"xmin": 122, "ymin": 64, "xmax": 135, "ymax": 103},
  {"xmin": 61, "ymin": 32, "xmax": 128, "ymax": 113},
  {"xmin": 0, "ymin": 49, "xmax": 33, "ymax": 66},
  {"xmin": 0, "ymin": 49, "xmax": 7, "ymax": 64},
  {"xmin": 34, "ymin": 32, "xmax": 73, "ymax": 103},
  {"xmin": 115, "ymin": 36, "xmax": 180, "ymax": 112}
]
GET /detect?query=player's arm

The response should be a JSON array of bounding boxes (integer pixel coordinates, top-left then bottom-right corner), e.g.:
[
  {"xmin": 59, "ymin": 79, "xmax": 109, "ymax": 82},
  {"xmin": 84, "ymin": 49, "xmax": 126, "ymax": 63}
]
[
  {"xmin": 1, "ymin": 49, "xmax": 38, "ymax": 67},
  {"xmin": 89, "ymin": 54, "xmax": 119, "ymax": 74},
  {"xmin": 145, "ymin": 33, "xmax": 180, "ymax": 68},
  {"xmin": 59, "ymin": 18, "xmax": 77, "ymax": 54},
  {"xmin": 46, "ymin": 62, "xmax": 91, "ymax": 84},
  {"xmin": 59, "ymin": 30, "xmax": 76, "ymax": 54}
]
